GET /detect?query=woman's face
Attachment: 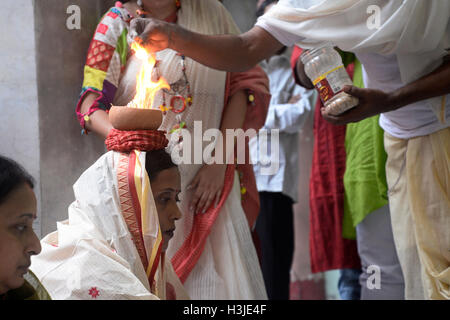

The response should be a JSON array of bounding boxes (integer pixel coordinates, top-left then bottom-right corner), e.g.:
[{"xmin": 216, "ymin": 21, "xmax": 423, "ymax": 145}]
[
  {"xmin": 151, "ymin": 167, "xmax": 182, "ymax": 252},
  {"xmin": 0, "ymin": 183, "xmax": 40, "ymax": 294}
]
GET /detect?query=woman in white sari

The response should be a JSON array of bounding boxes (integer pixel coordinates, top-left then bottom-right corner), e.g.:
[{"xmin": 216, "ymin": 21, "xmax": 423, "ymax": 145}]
[{"xmin": 31, "ymin": 130, "xmax": 189, "ymax": 300}]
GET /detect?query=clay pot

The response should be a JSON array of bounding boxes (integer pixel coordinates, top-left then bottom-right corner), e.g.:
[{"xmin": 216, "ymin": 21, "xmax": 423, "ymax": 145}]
[{"xmin": 109, "ymin": 106, "xmax": 163, "ymax": 131}]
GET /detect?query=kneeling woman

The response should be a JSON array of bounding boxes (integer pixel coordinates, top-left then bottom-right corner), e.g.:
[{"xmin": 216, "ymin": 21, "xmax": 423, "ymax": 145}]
[{"xmin": 30, "ymin": 130, "xmax": 189, "ymax": 300}]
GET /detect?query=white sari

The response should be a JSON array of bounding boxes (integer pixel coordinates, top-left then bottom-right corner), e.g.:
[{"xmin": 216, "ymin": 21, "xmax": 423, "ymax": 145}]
[{"xmin": 30, "ymin": 151, "xmax": 189, "ymax": 300}]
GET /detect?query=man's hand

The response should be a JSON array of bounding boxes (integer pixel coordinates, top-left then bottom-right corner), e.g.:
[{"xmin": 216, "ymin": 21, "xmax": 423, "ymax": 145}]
[
  {"xmin": 188, "ymin": 163, "xmax": 227, "ymax": 215},
  {"xmin": 129, "ymin": 18, "xmax": 174, "ymax": 52},
  {"xmin": 321, "ymin": 85, "xmax": 395, "ymax": 125}
]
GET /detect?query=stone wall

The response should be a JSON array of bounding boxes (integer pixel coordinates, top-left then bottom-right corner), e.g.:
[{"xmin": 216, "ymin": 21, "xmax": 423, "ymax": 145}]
[{"xmin": 222, "ymin": 0, "xmax": 258, "ymax": 32}]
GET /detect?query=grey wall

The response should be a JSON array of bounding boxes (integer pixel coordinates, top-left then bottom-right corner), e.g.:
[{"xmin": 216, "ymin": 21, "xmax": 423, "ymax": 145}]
[
  {"xmin": 34, "ymin": 0, "xmax": 115, "ymax": 235},
  {"xmin": 0, "ymin": 0, "xmax": 41, "ymax": 236},
  {"xmin": 222, "ymin": 0, "xmax": 258, "ymax": 32}
]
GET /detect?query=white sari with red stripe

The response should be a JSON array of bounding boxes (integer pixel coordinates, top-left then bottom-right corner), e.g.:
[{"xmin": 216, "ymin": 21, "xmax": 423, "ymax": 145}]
[{"xmin": 30, "ymin": 151, "xmax": 188, "ymax": 300}]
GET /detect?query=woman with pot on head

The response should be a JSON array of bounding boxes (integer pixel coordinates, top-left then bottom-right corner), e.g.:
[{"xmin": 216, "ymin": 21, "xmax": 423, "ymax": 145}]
[
  {"xmin": 0, "ymin": 156, "xmax": 51, "ymax": 300},
  {"xmin": 77, "ymin": 0, "xmax": 270, "ymax": 299},
  {"xmin": 30, "ymin": 124, "xmax": 190, "ymax": 300}
]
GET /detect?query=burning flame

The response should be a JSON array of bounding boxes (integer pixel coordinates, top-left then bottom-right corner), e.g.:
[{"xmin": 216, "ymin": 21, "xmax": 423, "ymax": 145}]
[{"xmin": 128, "ymin": 40, "xmax": 170, "ymax": 109}]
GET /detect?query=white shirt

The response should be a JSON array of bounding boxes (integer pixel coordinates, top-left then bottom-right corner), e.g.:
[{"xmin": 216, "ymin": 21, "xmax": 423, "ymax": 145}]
[
  {"xmin": 256, "ymin": 20, "xmax": 450, "ymax": 139},
  {"xmin": 255, "ymin": 1, "xmax": 450, "ymax": 139},
  {"xmin": 356, "ymin": 52, "xmax": 450, "ymax": 139},
  {"xmin": 249, "ymin": 49, "xmax": 315, "ymax": 202}
]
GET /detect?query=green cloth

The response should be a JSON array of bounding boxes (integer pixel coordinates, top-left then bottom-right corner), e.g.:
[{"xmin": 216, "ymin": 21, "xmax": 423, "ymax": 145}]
[
  {"xmin": 117, "ymin": 29, "xmax": 129, "ymax": 66},
  {"xmin": 0, "ymin": 271, "xmax": 51, "ymax": 300},
  {"xmin": 339, "ymin": 51, "xmax": 357, "ymax": 68},
  {"xmin": 342, "ymin": 59, "xmax": 389, "ymax": 239}
]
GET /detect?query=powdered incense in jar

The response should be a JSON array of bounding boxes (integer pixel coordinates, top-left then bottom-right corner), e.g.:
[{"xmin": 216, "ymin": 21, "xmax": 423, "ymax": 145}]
[{"xmin": 301, "ymin": 44, "xmax": 358, "ymax": 115}]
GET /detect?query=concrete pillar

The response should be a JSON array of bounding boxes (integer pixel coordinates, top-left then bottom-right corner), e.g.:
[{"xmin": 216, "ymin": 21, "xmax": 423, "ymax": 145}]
[
  {"xmin": 222, "ymin": 0, "xmax": 258, "ymax": 32},
  {"xmin": 34, "ymin": 0, "xmax": 115, "ymax": 236}
]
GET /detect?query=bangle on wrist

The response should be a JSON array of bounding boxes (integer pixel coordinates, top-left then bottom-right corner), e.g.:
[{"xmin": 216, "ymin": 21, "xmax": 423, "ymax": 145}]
[{"xmin": 79, "ymin": 107, "xmax": 102, "ymax": 136}]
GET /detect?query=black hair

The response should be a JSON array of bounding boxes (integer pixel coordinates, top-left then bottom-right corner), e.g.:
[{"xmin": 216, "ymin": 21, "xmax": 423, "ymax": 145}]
[
  {"xmin": 256, "ymin": 0, "xmax": 278, "ymax": 18},
  {"xmin": 145, "ymin": 149, "xmax": 177, "ymax": 182},
  {"xmin": 0, "ymin": 156, "xmax": 35, "ymax": 205}
]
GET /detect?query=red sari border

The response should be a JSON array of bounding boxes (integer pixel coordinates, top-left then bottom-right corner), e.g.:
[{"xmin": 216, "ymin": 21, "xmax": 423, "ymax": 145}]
[{"xmin": 117, "ymin": 153, "xmax": 150, "ymax": 277}]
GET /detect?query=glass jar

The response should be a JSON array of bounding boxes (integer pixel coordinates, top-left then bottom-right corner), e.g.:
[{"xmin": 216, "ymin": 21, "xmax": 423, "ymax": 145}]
[{"xmin": 301, "ymin": 44, "xmax": 358, "ymax": 115}]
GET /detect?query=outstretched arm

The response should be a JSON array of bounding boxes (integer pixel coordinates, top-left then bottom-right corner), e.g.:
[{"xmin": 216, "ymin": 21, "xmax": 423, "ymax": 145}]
[
  {"xmin": 188, "ymin": 90, "xmax": 248, "ymax": 214},
  {"xmin": 130, "ymin": 18, "xmax": 284, "ymax": 72}
]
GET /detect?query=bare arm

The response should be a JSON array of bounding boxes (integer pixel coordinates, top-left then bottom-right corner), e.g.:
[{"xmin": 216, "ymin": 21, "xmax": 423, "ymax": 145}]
[
  {"xmin": 131, "ymin": 18, "xmax": 284, "ymax": 72},
  {"xmin": 188, "ymin": 90, "xmax": 248, "ymax": 214},
  {"xmin": 388, "ymin": 56, "xmax": 450, "ymax": 109},
  {"xmin": 218, "ymin": 90, "xmax": 248, "ymax": 161},
  {"xmin": 79, "ymin": 92, "xmax": 113, "ymax": 139}
]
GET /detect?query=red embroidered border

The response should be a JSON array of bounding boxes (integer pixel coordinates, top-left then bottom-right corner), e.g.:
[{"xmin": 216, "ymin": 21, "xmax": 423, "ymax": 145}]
[{"xmin": 117, "ymin": 153, "xmax": 149, "ymax": 271}]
